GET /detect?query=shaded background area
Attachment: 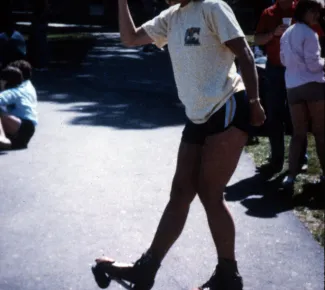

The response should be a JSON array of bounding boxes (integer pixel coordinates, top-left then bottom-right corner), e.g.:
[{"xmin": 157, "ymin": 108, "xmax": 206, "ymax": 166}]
[
  {"xmin": 8, "ymin": 0, "xmax": 263, "ymax": 33},
  {"xmin": 33, "ymin": 33, "xmax": 185, "ymax": 130}
]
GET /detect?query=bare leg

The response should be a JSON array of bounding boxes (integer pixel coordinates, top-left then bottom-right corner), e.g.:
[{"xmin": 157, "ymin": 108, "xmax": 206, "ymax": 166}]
[
  {"xmin": 288, "ymin": 103, "xmax": 309, "ymax": 179},
  {"xmin": 148, "ymin": 142, "xmax": 202, "ymax": 262},
  {"xmin": 95, "ymin": 141, "xmax": 202, "ymax": 266},
  {"xmin": 0, "ymin": 115, "xmax": 11, "ymax": 149},
  {"xmin": 307, "ymin": 100, "xmax": 325, "ymax": 175},
  {"xmin": 0, "ymin": 113, "xmax": 22, "ymax": 135},
  {"xmin": 198, "ymin": 126, "xmax": 248, "ymax": 260}
]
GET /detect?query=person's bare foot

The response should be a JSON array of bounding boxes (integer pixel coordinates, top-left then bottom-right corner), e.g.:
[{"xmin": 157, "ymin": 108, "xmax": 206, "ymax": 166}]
[{"xmin": 0, "ymin": 136, "xmax": 11, "ymax": 149}]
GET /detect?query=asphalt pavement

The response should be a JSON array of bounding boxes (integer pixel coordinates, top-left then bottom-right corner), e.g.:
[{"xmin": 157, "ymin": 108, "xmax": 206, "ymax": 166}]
[{"xmin": 0, "ymin": 33, "xmax": 323, "ymax": 290}]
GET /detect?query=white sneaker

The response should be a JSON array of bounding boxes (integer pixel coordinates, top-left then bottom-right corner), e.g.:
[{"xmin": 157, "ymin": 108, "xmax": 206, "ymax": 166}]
[{"xmin": 282, "ymin": 176, "xmax": 295, "ymax": 188}]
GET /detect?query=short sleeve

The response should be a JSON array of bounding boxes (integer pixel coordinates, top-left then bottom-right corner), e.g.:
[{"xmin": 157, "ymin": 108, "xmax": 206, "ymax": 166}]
[
  {"xmin": 0, "ymin": 89, "xmax": 16, "ymax": 106},
  {"xmin": 204, "ymin": 1, "xmax": 245, "ymax": 44},
  {"xmin": 141, "ymin": 8, "xmax": 171, "ymax": 48}
]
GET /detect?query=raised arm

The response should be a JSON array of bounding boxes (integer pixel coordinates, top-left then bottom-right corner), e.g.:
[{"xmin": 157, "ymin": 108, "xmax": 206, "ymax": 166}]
[
  {"xmin": 118, "ymin": 0, "xmax": 153, "ymax": 47},
  {"xmin": 254, "ymin": 10, "xmax": 288, "ymax": 46},
  {"xmin": 254, "ymin": 25, "xmax": 289, "ymax": 46},
  {"xmin": 254, "ymin": 32, "xmax": 274, "ymax": 46}
]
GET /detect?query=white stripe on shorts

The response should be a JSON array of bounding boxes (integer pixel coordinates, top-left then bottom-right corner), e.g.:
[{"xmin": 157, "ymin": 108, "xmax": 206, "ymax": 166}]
[{"xmin": 224, "ymin": 94, "xmax": 237, "ymax": 128}]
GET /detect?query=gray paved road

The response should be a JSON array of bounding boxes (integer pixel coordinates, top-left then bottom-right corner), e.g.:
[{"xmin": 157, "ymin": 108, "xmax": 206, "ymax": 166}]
[{"xmin": 0, "ymin": 34, "xmax": 323, "ymax": 290}]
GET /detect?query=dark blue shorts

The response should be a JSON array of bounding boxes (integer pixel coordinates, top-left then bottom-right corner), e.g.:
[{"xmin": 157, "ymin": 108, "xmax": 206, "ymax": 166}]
[
  {"xmin": 8, "ymin": 119, "xmax": 35, "ymax": 149},
  {"xmin": 181, "ymin": 90, "xmax": 250, "ymax": 145}
]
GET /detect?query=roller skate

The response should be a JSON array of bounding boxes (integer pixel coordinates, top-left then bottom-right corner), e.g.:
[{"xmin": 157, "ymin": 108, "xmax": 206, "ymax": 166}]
[
  {"xmin": 193, "ymin": 263, "xmax": 243, "ymax": 290},
  {"xmin": 91, "ymin": 252, "xmax": 160, "ymax": 289}
]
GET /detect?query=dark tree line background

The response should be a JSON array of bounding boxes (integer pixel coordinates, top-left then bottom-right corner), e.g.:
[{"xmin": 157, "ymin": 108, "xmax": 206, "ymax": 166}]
[{"xmin": 0, "ymin": 0, "xmax": 275, "ymax": 33}]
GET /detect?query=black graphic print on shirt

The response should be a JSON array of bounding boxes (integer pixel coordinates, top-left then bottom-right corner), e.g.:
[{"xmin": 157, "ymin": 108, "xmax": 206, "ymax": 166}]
[{"xmin": 184, "ymin": 27, "xmax": 201, "ymax": 46}]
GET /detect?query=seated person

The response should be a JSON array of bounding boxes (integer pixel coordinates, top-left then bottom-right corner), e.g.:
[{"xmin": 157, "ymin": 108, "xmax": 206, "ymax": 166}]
[
  {"xmin": 0, "ymin": 63, "xmax": 38, "ymax": 150},
  {"xmin": 0, "ymin": 19, "xmax": 27, "ymax": 69}
]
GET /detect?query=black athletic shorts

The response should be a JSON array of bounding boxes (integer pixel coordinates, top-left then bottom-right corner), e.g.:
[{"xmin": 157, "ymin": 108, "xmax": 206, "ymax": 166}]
[
  {"xmin": 182, "ymin": 90, "xmax": 250, "ymax": 145},
  {"xmin": 7, "ymin": 119, "xmax": 35, "ymax": 149}
]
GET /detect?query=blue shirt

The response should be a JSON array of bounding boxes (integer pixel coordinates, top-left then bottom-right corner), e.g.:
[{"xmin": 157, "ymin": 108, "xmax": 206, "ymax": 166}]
[{"xmin": 0, "ymin": 80, "xmax": 38, "ymax": 125}]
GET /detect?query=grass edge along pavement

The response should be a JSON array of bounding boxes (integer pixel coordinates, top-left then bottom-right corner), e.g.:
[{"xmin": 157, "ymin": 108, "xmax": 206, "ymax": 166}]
[{"xmin": 245, "ymin": 136, "xmax": 325, "ymax": 247}]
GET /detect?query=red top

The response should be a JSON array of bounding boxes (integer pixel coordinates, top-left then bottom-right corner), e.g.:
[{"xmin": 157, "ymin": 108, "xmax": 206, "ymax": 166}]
[
  {"xmin": 311, "ymin": 24, "xmax": 325, "ymax": 37},
  {"xmin": 256, "ymin": 0, "xmax": 324, "ymax": 66}
]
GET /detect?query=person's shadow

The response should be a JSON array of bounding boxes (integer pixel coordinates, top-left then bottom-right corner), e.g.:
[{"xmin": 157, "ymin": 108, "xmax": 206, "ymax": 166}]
[{"xmin": 225, "ymin": 171, "xmax": 324, "ymax": 218}]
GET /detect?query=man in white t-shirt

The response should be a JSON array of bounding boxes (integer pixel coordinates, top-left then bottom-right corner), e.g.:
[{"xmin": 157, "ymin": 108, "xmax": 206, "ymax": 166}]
[{"xmin": 92, "ymin": 0, "xmax": 265, "ymax": 289}]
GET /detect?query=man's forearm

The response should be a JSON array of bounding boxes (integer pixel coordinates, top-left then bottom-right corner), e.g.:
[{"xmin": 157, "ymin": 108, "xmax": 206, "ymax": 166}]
[
  {"xmin": 118, "ymin": 0, "xmax": 137, "ymax": 46},
  {"xmin": 238, "ymin": 49, "xmax": 259, "ymax": 101},
  {"xmin": 254, "ymin": 32, "xmax": 273, "ymax": 46}
]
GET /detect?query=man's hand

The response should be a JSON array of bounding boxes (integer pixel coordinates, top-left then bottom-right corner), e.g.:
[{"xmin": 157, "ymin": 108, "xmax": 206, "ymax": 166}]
[
  {"xmin": 273, "ymin": 24, "xmax": 289, "ymax": 37},
  {"xmin": 250, "ymin": 101, "xmax": 266, "ymax": 127}
]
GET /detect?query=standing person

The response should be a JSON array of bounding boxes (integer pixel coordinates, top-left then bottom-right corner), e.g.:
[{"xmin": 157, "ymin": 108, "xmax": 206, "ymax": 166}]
[
  {"xmin": 92, "ymin": 0, "xmax": 265, "ymax": 289},
  {"xmin": 280, "ymin": 0, "xmax": 325, "ymax": 187},
  {"xmin": 254, "ymin": 0, "xmax": 275, "ymax": 28},
  {"xmin": 0, "ymin": 18, "xmax": 27, "ymax": 68},
  {"xmin": 28, "ymin": 0, "xmax": 49, "ymax": 70},
  {"xmin": 254, "ymin": 0, "xmax": 310, "ymax": 174}
]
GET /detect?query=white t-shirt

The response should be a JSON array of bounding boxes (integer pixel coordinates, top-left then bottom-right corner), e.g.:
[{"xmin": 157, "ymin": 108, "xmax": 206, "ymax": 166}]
[
  {"xmin": 0, "ymin": 80, "xmax": 38, "ymax": 125},
  {"xmin": 142, "ymin": 0, "xmax": 245, "ymax": 124}
]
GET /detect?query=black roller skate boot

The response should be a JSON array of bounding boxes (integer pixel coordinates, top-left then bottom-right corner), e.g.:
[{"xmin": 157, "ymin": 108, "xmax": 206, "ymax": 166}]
[
  {"xmin": 92, "ymin": 251, "xmax": 160, "ymax": 290},
  {"xmin": 195, "ymin": 262, "xmax": 243, "ymax": 290}
]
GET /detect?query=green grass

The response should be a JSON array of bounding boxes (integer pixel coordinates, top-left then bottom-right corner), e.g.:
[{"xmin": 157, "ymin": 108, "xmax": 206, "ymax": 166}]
[{"xmin": 246, "ymin": 135, "xmax": 324, "ymax": 247}]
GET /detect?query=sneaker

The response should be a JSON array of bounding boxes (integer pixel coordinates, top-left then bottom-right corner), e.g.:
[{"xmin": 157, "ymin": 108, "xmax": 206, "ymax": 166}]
[
  {"xmin": 194, "ymin": 265, "xmax": 243, "ymax": 290},
  {"xmin": 300, "ymin": 160, "xmax": 308, "ymax": 173},
  {"xmin": 282, "ymin": 176, "xmax": 295, "ymax": 188},
  {"xmin": 93, "ymin": 252, "xmax": 160, "ymax": 290}
]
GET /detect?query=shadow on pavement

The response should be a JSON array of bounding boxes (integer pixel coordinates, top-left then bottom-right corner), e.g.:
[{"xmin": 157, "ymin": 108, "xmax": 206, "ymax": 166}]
[
  {"xmin": 225, "ymin": 173, "xmax": 325, "ymax": 218},
  {"xmin": 33, "ymin": 33, "xmax": 185, "ymax": 130}
]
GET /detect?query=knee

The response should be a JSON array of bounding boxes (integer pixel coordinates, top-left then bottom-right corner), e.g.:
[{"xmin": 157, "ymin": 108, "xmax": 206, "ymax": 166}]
[
  {"xmin": 169, "ymin": 179, "xmax": 197, "ymax": 208},
  {"xmin": 292, "ymin": 131, "xmax": 307, "ymax": 142},
  {"xmin": 197, "ymin": 183, "xmax": 225, "ymax": 209}
]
